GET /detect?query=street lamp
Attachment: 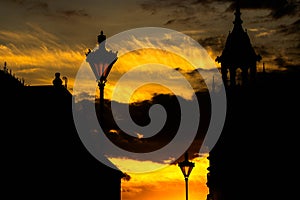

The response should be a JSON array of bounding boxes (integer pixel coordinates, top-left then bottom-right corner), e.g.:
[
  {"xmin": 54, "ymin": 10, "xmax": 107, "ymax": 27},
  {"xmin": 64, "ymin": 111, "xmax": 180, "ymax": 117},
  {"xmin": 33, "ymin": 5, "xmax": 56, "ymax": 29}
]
[
  {"xmin": 86, "ymin": 30, "xmax": 118, "ymax": 113},
  {"xmin": 178, "ymin": 152, "xmax": 195, "ymax": 200}
]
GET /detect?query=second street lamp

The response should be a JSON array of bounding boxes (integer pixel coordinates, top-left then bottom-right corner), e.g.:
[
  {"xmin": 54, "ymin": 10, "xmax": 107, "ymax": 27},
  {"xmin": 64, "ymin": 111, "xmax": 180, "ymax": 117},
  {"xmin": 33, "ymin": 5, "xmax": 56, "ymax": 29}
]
[
  {"xmin": 178, "ymin": 152, "xmax": 195, "ymax": 200},
  {"xmin": 86, "ymin": 30, "xmax": 118, "ymax": 114}
]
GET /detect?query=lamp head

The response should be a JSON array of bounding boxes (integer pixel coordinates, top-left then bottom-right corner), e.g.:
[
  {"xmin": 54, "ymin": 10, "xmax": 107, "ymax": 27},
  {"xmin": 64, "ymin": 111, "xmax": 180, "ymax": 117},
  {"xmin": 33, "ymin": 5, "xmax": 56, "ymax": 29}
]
[{"xmin": 178, "ymin": 152, "xmax": 195, "ymax": 179}]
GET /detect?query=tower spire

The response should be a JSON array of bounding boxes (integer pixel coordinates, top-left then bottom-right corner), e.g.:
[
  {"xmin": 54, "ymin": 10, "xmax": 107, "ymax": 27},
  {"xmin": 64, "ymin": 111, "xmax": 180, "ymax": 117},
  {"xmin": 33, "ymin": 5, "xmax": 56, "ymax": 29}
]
[
  {"xmin": 215, "ymin": 0, "xmax": 262, "ymax": 87},
  {"xmin": 233, "ymin": 0, "xmax": 243, "ymax": 26}
]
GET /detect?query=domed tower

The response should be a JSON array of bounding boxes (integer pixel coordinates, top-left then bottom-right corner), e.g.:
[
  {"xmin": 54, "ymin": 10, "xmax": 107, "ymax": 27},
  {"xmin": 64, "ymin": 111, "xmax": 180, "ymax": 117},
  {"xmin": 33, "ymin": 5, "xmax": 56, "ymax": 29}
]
[{"xmin": 216, "ymin": 1, "xmax": 261, "ymax": 87}]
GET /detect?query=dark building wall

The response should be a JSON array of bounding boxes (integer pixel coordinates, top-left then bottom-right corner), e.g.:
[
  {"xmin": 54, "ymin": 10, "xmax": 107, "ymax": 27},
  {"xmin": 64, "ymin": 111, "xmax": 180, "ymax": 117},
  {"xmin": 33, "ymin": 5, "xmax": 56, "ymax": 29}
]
[
  {"xmin": 1, "ymin": 78, "xmax": 123, "ymax": 199},
  {"xmin": 206, "ymin": 71, "xmax": 300, "ymax": 200}
]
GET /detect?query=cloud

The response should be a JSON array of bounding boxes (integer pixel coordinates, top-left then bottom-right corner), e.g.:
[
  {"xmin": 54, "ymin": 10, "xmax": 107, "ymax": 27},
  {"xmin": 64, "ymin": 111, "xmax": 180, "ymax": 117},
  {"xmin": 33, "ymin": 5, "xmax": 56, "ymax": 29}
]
[
  {"xmin": 6, "ymin": 0, "xmax": 90, "ymax": 19},
  {"xmin": 268, "ymin": 1, "xmax": 299, "ymax": 19},
  {"xmin": 278, "ymin": 19, "xmax": 300, "ymax": 35},
  {"xmin": 6, "ymin": 0, "xmax": 49, "ymax": 13},
  {"xmin": 136, "ymin": 132, "xmax": 144, "ymax": 139},
  {"xmin": 225, "ymin": 0, "xmax": 299, "ymax": 19},
  {"xmin": 122, "ymin": 172, "xmax": 131, "ymax": 181},
  {"xmin": 75, "ymin": 91, "xmax": 95, "ymax": 102},
  {"xmin": 274, "ymin": 55, "xmax": 286, "ymax": 66},
  {"xmin": 163, "ymin": 17, "xmax": 195, "ymax": 26},
  {"xmin": 140, "ymin": 0, "xmax": 183, "ymax": 14},
  {"xmin": 273, "ymin": 54, "xmax": 294, "ymax": 68},
  {"xmin": 198, "ymin": 35, "xmax": 226, "ymax": 53},
  {"xmin": 26, "ymin": 1, "xmax": 49, "ymax": 12},
  {"xmin": 255, "ymin": 29, "xmax": 276, "ymax": 37},
  {"xmin": 0, "ymin": 23, "xmax": 86, "ymax": 86},
  {"xmin": 253, "ymin": 45, "xmax": 273, "ymax": 57},
  {"xmin": 56, "ymin": 9, "xmax": 90, "ymax": 18},
  {"xmin": 141, "ymin": 0, "xmax": 300, "ymax": 20},
  {"xmin": 0, "ymin": 24, "xmax": 58, "ymax": 48},
  {"xmin": 140, "ymin": 0, "xmax": 221, "ymax": 27},
  {"xmin": 108, "ymin": 157, "xmax": 168, "ymax": 172},
  {"xmin": 164, "ymin": 19, "xmax": 176, "ymax": 25}
]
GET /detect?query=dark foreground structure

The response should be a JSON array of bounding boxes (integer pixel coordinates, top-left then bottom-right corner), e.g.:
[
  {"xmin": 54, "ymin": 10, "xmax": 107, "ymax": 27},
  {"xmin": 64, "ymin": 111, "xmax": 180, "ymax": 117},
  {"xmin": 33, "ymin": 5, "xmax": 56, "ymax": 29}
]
[
  {"xmin": 206, "ymin": 69, "xmax": 300, "ymax": 200},
  {"xmin": 1, "ymin": 69, "xmax": 124, "ymax": 199},
  {"xmin": 207, "ymin": 3, "xmax": 299, "ymax": 200}
]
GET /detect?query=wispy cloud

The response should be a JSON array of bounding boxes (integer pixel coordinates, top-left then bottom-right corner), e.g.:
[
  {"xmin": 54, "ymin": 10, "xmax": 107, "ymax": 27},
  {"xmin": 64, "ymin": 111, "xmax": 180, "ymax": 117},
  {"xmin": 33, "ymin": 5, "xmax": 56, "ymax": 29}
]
[
  {"xmin": 141, "ymin": 0, "xmax": 300, "ymax": 21},
  {"xmin": 0, "ymin": 23, "xmax": 86, "ymax": 86},
  {"xmin": 5, "ymin": 0, "xmax": 90, "ymax": 19},
  {"xmin": 278, "ymin": 19, "xmax": 300, "ymax": 35},
  {"xmin": 56, "ymin": 9, "xmax": 90, "ymax": 18},
  {"xmin": 255, "ymin": 29, "xmax": 276, "ymax": 37}
]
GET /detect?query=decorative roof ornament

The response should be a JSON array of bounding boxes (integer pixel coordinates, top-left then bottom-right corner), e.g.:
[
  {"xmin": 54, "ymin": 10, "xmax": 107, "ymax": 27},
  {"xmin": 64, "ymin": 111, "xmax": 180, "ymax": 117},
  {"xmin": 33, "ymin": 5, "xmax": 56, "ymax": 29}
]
[{"xmin": 216, "ymin": 0, "xmax": 261, "ymax": 87}]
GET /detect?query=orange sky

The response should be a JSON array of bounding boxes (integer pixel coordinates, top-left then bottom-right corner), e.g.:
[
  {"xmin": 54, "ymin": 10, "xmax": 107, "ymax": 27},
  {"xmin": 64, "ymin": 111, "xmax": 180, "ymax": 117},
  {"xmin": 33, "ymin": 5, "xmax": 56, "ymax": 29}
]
[
  {"xmin": 0, "ymin": 0, "xmax": 298, "ymax": 93},
  {"xmin": 73, "ymin": 34, "xmax": 224, "ymax": 104},
  {"xmin": 120, "ymin": 154, "xmax": 209, "ymax": 200},
  {"xmin": 106, "ymin": 47, "xmax": 210, "ymax": 103},
  {"xmin": 71, "ymin": 36, "xmax": 215, "ymax": 200}
]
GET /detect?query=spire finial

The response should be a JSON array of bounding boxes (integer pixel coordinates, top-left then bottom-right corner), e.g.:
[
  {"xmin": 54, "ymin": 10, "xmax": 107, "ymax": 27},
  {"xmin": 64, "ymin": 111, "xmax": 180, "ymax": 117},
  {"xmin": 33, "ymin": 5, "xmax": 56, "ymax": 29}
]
[
  {"xmin": 233, "ymin": 0, "xmax": 243, "ymax": 25},
  {"xmin": 236, "ymin": 0, "xmax": 240, "ymax": 12}
]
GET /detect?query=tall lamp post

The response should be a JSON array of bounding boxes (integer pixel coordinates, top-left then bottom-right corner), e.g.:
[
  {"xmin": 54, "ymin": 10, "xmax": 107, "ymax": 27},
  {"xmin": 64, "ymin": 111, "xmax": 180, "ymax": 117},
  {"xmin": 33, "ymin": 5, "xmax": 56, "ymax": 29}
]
[
  {"xmin": 178, "ymin": 152, "xmax": 195, "ymax": 200},
  {"xmin": 86, "ymin": 30, "xmax": 118, "ymax": 113}
]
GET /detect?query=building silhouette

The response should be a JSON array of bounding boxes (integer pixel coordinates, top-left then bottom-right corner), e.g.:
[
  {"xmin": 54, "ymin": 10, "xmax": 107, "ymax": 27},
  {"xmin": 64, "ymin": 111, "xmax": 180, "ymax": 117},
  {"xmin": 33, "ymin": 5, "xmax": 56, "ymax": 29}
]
[
  {"xmin": 207, "ymin": 3, "xmax": 264, "ymax": 200},
  {"xmin": 215, "ymin": 1, "xmax": 261, "ymax": 87},
  {"xmin": 1, "ymin": 63, "xmax": 124, "ymax": 199},
  {"xmin": 206, "ymin": 2, "xmax": 299, "ymax": 200}
]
